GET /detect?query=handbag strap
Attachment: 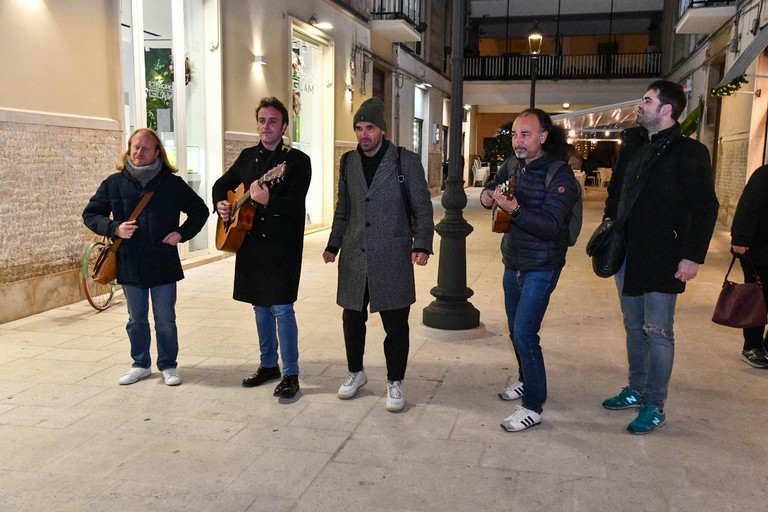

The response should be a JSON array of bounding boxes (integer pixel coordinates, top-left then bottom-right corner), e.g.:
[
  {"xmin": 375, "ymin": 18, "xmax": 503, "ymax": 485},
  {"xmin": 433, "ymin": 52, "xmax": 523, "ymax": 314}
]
[
  {"xmin": 615, "ymin": 135, "xmax": 676, "ymax": 225},
  {"xmin": 108, "ymin": 191, "xmax": 155, "ymax": 253},
  {"xmin": 725, "ymin": 254, "xmax": 763, "ymax": 288}
]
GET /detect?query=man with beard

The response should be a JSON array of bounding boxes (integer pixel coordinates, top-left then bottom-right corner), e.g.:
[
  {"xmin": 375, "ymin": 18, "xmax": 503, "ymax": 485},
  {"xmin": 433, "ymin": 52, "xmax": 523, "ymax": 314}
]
[
  {"xmin": 323, "ymin": 97, "xmax": 434, "ymax": 413},
  {"xmin": 600, "ymin": 81, "xmax": 718, "ymax": 434},
  {"xmin": 481, "ymin": 108, "xmax": 580, "ymax": 432}
]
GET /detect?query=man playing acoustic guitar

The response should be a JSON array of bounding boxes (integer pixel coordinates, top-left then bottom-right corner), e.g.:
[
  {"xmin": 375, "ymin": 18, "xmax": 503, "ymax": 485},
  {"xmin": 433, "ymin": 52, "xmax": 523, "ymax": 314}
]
[
  {"xmin": 480, "ymin": 109, "xmax": 579, "ymax": 432},
  {"xmin": 212, "ymin": 96, "xmax": 311, "ymax": 400}
]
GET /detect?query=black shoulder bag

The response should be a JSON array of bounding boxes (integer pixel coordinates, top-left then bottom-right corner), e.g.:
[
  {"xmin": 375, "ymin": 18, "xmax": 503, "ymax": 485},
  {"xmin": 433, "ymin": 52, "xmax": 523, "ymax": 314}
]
[{"xmin": 586, "ymin": 135, "xmax": 674, "ymax": 278}]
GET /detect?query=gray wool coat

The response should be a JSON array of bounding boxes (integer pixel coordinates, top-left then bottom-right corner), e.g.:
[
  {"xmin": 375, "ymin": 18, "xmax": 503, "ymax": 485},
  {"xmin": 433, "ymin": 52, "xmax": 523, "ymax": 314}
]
[{"xmin": 327, "ymin": 143, "xmax": 434, "ymax": 313}]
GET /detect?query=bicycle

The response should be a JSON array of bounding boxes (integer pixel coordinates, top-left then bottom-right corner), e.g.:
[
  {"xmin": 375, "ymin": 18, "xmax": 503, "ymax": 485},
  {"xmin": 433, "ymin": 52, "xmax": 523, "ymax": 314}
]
[{"xmin": 81, "ymin": 236, "xmax": 118, "ymax": 311}]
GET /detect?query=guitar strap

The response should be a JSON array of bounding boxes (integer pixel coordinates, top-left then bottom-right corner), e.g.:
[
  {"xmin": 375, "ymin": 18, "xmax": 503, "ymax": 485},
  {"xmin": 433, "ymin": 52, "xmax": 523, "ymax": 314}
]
[
  {"xmin": 256, "ymin": 144, "xmax": 291, "ymax": 180},
  {"xmin": 107, "ymin": 191, "xmax": 155, "ymax": 253}
]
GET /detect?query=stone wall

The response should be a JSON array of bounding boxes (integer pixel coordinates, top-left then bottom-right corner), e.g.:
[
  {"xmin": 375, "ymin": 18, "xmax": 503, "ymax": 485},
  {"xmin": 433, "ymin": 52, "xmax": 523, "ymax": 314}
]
[
  {"xmin": 0, "ymin": 112, "xmax": 122, "ymax": 323},
  {"xmin": 716, "ymin": 134, "xmax": 749, "ymax": 226}
]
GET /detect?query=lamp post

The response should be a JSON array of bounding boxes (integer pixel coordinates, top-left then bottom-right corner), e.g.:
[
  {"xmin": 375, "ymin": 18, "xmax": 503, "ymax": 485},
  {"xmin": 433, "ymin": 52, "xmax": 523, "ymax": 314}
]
[
  {"xmin": 422, "ymin": 0, "xmax": 480, "ymax": 330},
  {"xmin": 528, "ymin": 21, "xmax": 543, "ymax": 108}
]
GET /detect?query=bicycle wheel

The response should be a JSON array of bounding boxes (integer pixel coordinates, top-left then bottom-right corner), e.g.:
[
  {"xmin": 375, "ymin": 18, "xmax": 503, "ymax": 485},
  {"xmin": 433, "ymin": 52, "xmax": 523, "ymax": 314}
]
[{"xmin": 81, "ymin": 241, "xmax": 116, "ymax": 311}]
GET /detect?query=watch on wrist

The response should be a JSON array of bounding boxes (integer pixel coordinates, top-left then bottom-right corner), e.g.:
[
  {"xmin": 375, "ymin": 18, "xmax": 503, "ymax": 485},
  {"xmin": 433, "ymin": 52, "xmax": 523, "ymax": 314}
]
[{"xmin": 510, "ymin": 204, "xmax": 521, "ymax": 218}]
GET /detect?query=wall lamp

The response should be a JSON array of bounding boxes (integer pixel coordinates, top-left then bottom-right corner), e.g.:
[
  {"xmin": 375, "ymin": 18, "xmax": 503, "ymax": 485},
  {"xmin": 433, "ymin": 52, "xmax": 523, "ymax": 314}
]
[
  {"xmin": 253, "ymin": 55, "xmax": 266, "ymax": 65},
  {"xmin": 309, "ymin": 13, "xmax": 333, "ymax": 30}
]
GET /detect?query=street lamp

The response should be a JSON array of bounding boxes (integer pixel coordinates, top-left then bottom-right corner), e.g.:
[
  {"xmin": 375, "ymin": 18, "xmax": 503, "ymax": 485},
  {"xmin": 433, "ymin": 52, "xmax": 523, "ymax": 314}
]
[{"xmin": 528, "ymin": 21, "xmax": 543, "ymax": 108}]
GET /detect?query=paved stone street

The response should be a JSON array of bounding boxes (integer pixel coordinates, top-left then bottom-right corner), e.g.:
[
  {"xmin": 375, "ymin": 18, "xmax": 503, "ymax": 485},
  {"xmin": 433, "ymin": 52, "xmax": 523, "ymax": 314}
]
[{"xmin": 1, "ymin": 187, "xmax": 765, "ymax": 511}]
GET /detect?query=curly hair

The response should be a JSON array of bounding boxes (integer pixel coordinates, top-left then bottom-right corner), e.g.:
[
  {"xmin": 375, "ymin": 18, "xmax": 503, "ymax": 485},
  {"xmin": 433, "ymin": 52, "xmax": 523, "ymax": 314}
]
[{"xmin": 256, "ymin": 96, "xmax": 290, "ymax": 127}]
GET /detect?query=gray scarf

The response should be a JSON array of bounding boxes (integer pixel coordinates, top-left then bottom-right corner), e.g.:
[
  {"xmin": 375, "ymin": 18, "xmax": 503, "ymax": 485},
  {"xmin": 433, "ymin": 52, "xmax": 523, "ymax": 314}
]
[{"xmin": 125, "ymin": 157, "xmax": 162, "ymax": 189}]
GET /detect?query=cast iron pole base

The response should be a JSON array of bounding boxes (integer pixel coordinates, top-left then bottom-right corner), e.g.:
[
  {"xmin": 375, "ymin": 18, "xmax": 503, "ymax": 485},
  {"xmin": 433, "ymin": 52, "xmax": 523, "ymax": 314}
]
[{"xmin": 422, "ymin": 183, "xmax": 480, "ymax": 330}]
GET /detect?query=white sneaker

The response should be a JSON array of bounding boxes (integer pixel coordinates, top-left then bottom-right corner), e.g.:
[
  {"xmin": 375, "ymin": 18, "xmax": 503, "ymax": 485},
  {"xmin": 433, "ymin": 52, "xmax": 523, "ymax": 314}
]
[
  {"xmin": 500, "ymin": 405, "xmax": 542, "ymax": 432},
  {"xmin": 338, "ymin": 370, "xmax": 367, "ymax": 399},
  {"xmin": 162, "ymin": 368, "xmax": 182, "ymax": 386},
  {"xmin": 118, "ymin": 367, "xmax": 151, "ymax": 385},
  {"xmin": 385, "ymin": 380, "xmax": 405, "ymax": 412},
  {"xmin": 498, "ymin": 380, "xmax": 524, "ymax": 401}
]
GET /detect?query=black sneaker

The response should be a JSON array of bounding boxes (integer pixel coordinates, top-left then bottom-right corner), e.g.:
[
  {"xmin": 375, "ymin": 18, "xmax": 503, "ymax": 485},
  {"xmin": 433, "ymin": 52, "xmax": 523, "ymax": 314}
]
[{"xmin": 741, "ymin": 349, "xmax": 768, "ymax": 368}]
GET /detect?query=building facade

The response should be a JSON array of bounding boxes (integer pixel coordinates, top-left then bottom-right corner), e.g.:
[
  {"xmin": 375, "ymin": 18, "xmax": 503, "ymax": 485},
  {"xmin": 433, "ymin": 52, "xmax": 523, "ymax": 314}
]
[{"xmin": 0, "ymin": 0, "xmax": 454, "ymax": 323}]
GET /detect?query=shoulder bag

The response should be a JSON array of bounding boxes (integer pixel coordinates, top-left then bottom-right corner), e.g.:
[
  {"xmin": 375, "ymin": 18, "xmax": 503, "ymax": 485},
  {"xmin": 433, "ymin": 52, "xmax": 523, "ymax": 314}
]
[
  {"xmin": 92, "ymin": 191, "xmax": 155, "ymax": 285},
  {"xmin": 712, "ymin": 255, "xmax": 767, "ymax": 328},
  {"xmin": 585, "ymin": 135, "xmax": 675, "ymax": 278}
]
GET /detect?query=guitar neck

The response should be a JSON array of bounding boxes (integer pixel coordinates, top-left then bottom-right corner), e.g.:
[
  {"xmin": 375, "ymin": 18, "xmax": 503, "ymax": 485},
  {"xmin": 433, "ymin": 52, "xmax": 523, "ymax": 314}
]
[{"xmin": 233, "ymin": 174, "xmax": 272, "ymax": 211}]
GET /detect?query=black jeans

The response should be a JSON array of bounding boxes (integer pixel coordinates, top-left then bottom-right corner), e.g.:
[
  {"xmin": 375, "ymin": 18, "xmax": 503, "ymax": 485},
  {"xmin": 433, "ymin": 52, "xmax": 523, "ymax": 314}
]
[
  {"xmin": 740, "ymin": 258, "xmax": 768, "ymax": 351},
  {"xmin": 342, "ymin": 285, "xmax": 411, "ymax": 381}
]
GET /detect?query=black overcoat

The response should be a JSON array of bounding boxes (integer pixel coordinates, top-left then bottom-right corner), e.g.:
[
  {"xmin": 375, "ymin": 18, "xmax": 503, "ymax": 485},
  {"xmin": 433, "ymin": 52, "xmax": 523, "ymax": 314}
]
[
  {"xmin": 212, "ymin": 142, "xmax": 311, "ymax": 306},
  {"xmin": 605, "ymin": 125, "xmax": 719, "ymax": 295},
  {"xmin": 731, "ymin": 165, "xmax": 768, "ymax": 265},
  {"xmin": 82, "ymin": 166, "xmax": 209, "ymax": 289}
]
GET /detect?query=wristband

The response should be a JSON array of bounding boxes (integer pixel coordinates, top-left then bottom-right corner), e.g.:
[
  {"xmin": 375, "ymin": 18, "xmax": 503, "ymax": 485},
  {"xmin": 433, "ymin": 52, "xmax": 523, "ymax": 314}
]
[{"xmin": 510, "ymin": 204, "xmax": 521, "ymax": 218}]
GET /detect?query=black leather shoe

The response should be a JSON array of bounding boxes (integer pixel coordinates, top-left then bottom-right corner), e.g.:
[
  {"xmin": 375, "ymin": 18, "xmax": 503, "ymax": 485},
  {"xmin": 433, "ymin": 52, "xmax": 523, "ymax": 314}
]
[
  {"xmin": 273, "ymin": 375, "xmax": 300, "ymax": 398},
  {"xmin": 242, "ymin": 366, "xmax": 281, "ymax": 388}
]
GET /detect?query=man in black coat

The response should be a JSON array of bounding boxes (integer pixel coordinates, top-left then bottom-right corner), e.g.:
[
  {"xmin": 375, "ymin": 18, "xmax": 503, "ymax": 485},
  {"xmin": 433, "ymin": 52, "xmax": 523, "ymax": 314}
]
[
  {"xmin": 601, "ymin": 81, "xmax": 719, "ymax": 434},
  {"xmin": 212, "ymin": 97, "xmax": 311, "ymax": 400}
]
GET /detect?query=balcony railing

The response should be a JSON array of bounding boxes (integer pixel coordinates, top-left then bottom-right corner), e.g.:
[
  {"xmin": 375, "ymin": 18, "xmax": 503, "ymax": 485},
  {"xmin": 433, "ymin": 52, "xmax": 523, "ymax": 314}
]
[
  {"xmin": 371, "ymin": 0, "xmax": 422, "ymax": 28},
  {"xmin": 464, "ymin": 52, "xmax": 662, "ymax": 81}
]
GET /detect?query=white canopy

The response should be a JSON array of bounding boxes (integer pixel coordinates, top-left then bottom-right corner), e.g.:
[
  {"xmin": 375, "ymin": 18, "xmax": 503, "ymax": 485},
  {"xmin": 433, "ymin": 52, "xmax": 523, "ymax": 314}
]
[{"xmin": 552, "ymin": 99, "xmax": 640, "ymax": 134}]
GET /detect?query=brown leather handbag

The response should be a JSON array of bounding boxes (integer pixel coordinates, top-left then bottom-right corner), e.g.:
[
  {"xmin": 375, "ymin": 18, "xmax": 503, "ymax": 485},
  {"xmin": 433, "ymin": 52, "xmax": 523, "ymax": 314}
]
[
  {"xmin": 92, "ymin": 192, "xmax": 155, "ymax": 285},
  {"xmin": 712, "ymin": 255, "xmax": 767, "ymax": 329}
]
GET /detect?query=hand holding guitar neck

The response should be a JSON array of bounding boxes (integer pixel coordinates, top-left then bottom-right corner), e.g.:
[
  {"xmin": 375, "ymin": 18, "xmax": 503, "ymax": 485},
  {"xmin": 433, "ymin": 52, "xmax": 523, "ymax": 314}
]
[{"xmin": 491, "ymin": 177, "xmax": 517, "ymax": 233}]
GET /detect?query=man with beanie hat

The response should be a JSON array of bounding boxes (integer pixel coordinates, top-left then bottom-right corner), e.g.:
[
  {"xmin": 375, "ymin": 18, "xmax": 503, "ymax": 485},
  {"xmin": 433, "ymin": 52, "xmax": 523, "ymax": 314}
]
[{"xmin": 323, "ymin": 97, "xmax": 434, "ymax": 412}]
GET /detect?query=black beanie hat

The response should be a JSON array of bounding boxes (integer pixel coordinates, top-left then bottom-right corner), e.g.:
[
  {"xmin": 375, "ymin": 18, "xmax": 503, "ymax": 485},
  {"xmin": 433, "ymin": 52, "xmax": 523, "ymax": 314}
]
[{"xmin": 353, "ymin": 97, "xmax": 387, "ymax": 132}]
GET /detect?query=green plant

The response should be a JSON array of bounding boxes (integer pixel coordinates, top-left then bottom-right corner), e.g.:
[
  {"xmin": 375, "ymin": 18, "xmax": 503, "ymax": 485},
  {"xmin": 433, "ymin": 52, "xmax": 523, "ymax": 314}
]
[{"xmin": 484, "ymin": 121, "xmax": 513, "ymax": 165}]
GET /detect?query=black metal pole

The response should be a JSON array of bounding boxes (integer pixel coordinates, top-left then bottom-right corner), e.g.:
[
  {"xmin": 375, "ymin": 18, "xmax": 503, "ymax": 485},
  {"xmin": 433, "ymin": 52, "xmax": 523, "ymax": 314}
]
[
  {"xmin": 422, "ymin": 0, "xmax": 480, "ymax": 330},
  {"xmin": 530, "ymin": 56, "xmax": 537, "ymax": 108}
]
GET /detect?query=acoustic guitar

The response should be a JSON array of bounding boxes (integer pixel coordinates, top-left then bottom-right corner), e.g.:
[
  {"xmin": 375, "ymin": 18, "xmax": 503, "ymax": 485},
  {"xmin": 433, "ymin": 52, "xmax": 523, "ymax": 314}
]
[
  {"xmin": 491, "ymin": 178, "xmax": 516, "ymax": 233},
  {"xmin": 215, "ymin": 163, "xmax": 287, "ymax": 252}
]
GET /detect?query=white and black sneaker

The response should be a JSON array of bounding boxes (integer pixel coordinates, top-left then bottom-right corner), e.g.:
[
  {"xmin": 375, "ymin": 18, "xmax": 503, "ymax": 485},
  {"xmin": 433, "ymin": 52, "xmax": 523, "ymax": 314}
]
[
  {"xmin": 500, "ymin": 405, "xmax": 542, "ymax": 432},
  {"xmin": 741, "ymin": 348, "xmax": 768, "ymax": 368},
  {"xmin": 498, "ymin": 380, "xmax": 524, "ymax": 401}
]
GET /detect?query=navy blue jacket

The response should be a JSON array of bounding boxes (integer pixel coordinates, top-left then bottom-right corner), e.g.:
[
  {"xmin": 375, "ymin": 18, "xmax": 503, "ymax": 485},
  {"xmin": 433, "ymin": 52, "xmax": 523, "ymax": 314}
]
[
  {"xmin": 83, "ymin": 166, "xmax": 209, "ymax": 289},
  {"xmin": 485, "ymin": 155, "xmax": 579, "ymax": 271}
]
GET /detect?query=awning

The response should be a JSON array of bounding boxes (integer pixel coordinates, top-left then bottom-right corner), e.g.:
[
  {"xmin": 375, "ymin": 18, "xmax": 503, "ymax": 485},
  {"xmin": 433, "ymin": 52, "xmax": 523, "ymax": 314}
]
[
  {"xmin": 551, "ymin": 99, "xmax": 640, "ymax": 134},
  {"xmin": 716, "ymin": 25, "xmax": 768, "ymax": 88}
]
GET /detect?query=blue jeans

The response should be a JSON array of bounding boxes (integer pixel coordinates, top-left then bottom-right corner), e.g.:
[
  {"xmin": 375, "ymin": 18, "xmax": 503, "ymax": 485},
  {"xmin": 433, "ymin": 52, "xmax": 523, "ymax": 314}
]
[
  {"xmin": 123, "ymin": 283, "xmax": 178, "ymax": 371},
  {"xmin": 503, "ymin": 267, "xmax": 561, "ymax": 414},
  {"xmin": 254, "ymin": 303, "xmax": 299, "ymax": 376},
  {"xmin": 614, "ymin": 263, "xmax": 677, "ymax": 409}
]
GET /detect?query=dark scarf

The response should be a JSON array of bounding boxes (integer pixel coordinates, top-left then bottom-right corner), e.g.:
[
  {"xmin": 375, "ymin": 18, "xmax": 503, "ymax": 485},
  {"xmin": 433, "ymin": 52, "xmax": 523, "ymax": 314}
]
[
  {"xmin": 125, "ymin": 157, "xmax": 162, "ymax": 189},
  {"xmin": 358, "ymin": 139, "xmax": 390, "ymax": 187}
]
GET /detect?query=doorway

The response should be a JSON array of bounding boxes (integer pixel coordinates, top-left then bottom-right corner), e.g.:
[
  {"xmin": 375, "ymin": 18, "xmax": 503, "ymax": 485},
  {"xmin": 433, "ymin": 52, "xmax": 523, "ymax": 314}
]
[{"xmin": 121, "ymin": 0, "xmax": 214, "ymax": 256}]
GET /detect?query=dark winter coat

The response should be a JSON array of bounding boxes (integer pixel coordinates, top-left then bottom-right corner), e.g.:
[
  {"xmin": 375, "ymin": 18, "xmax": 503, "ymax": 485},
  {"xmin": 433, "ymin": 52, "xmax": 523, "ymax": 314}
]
[
  {"xmin": 484, "ymin": 155, "xmax": 580, "ymax": 271},
  {"xmin": 212, "ymin": 142, "xmax": 311, "ymax": 306},
  {"xmin": 731, "ymin": 165, "xmax": 768, "ymax": 265},
  {"xmin": 605, "ymin": 124, "xmax": 719, "ymax": 295},
  {"xmin": 327, "ymin": 142, "xmax": 434, "ymax": 312},
  {"xmin": 82, "ymin": 166, "xmax": 209, "ymax": 289}
]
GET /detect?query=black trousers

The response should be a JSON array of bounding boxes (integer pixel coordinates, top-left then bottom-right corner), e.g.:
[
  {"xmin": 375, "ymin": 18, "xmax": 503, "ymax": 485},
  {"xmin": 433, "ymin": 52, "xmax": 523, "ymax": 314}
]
[
  {"xmin": 342, "ymin": 285, "xmax": 410, "ymax": 381},
  {"xmin": 740, "ymin": 258, "xmax": 768, "ymax": 351}
]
